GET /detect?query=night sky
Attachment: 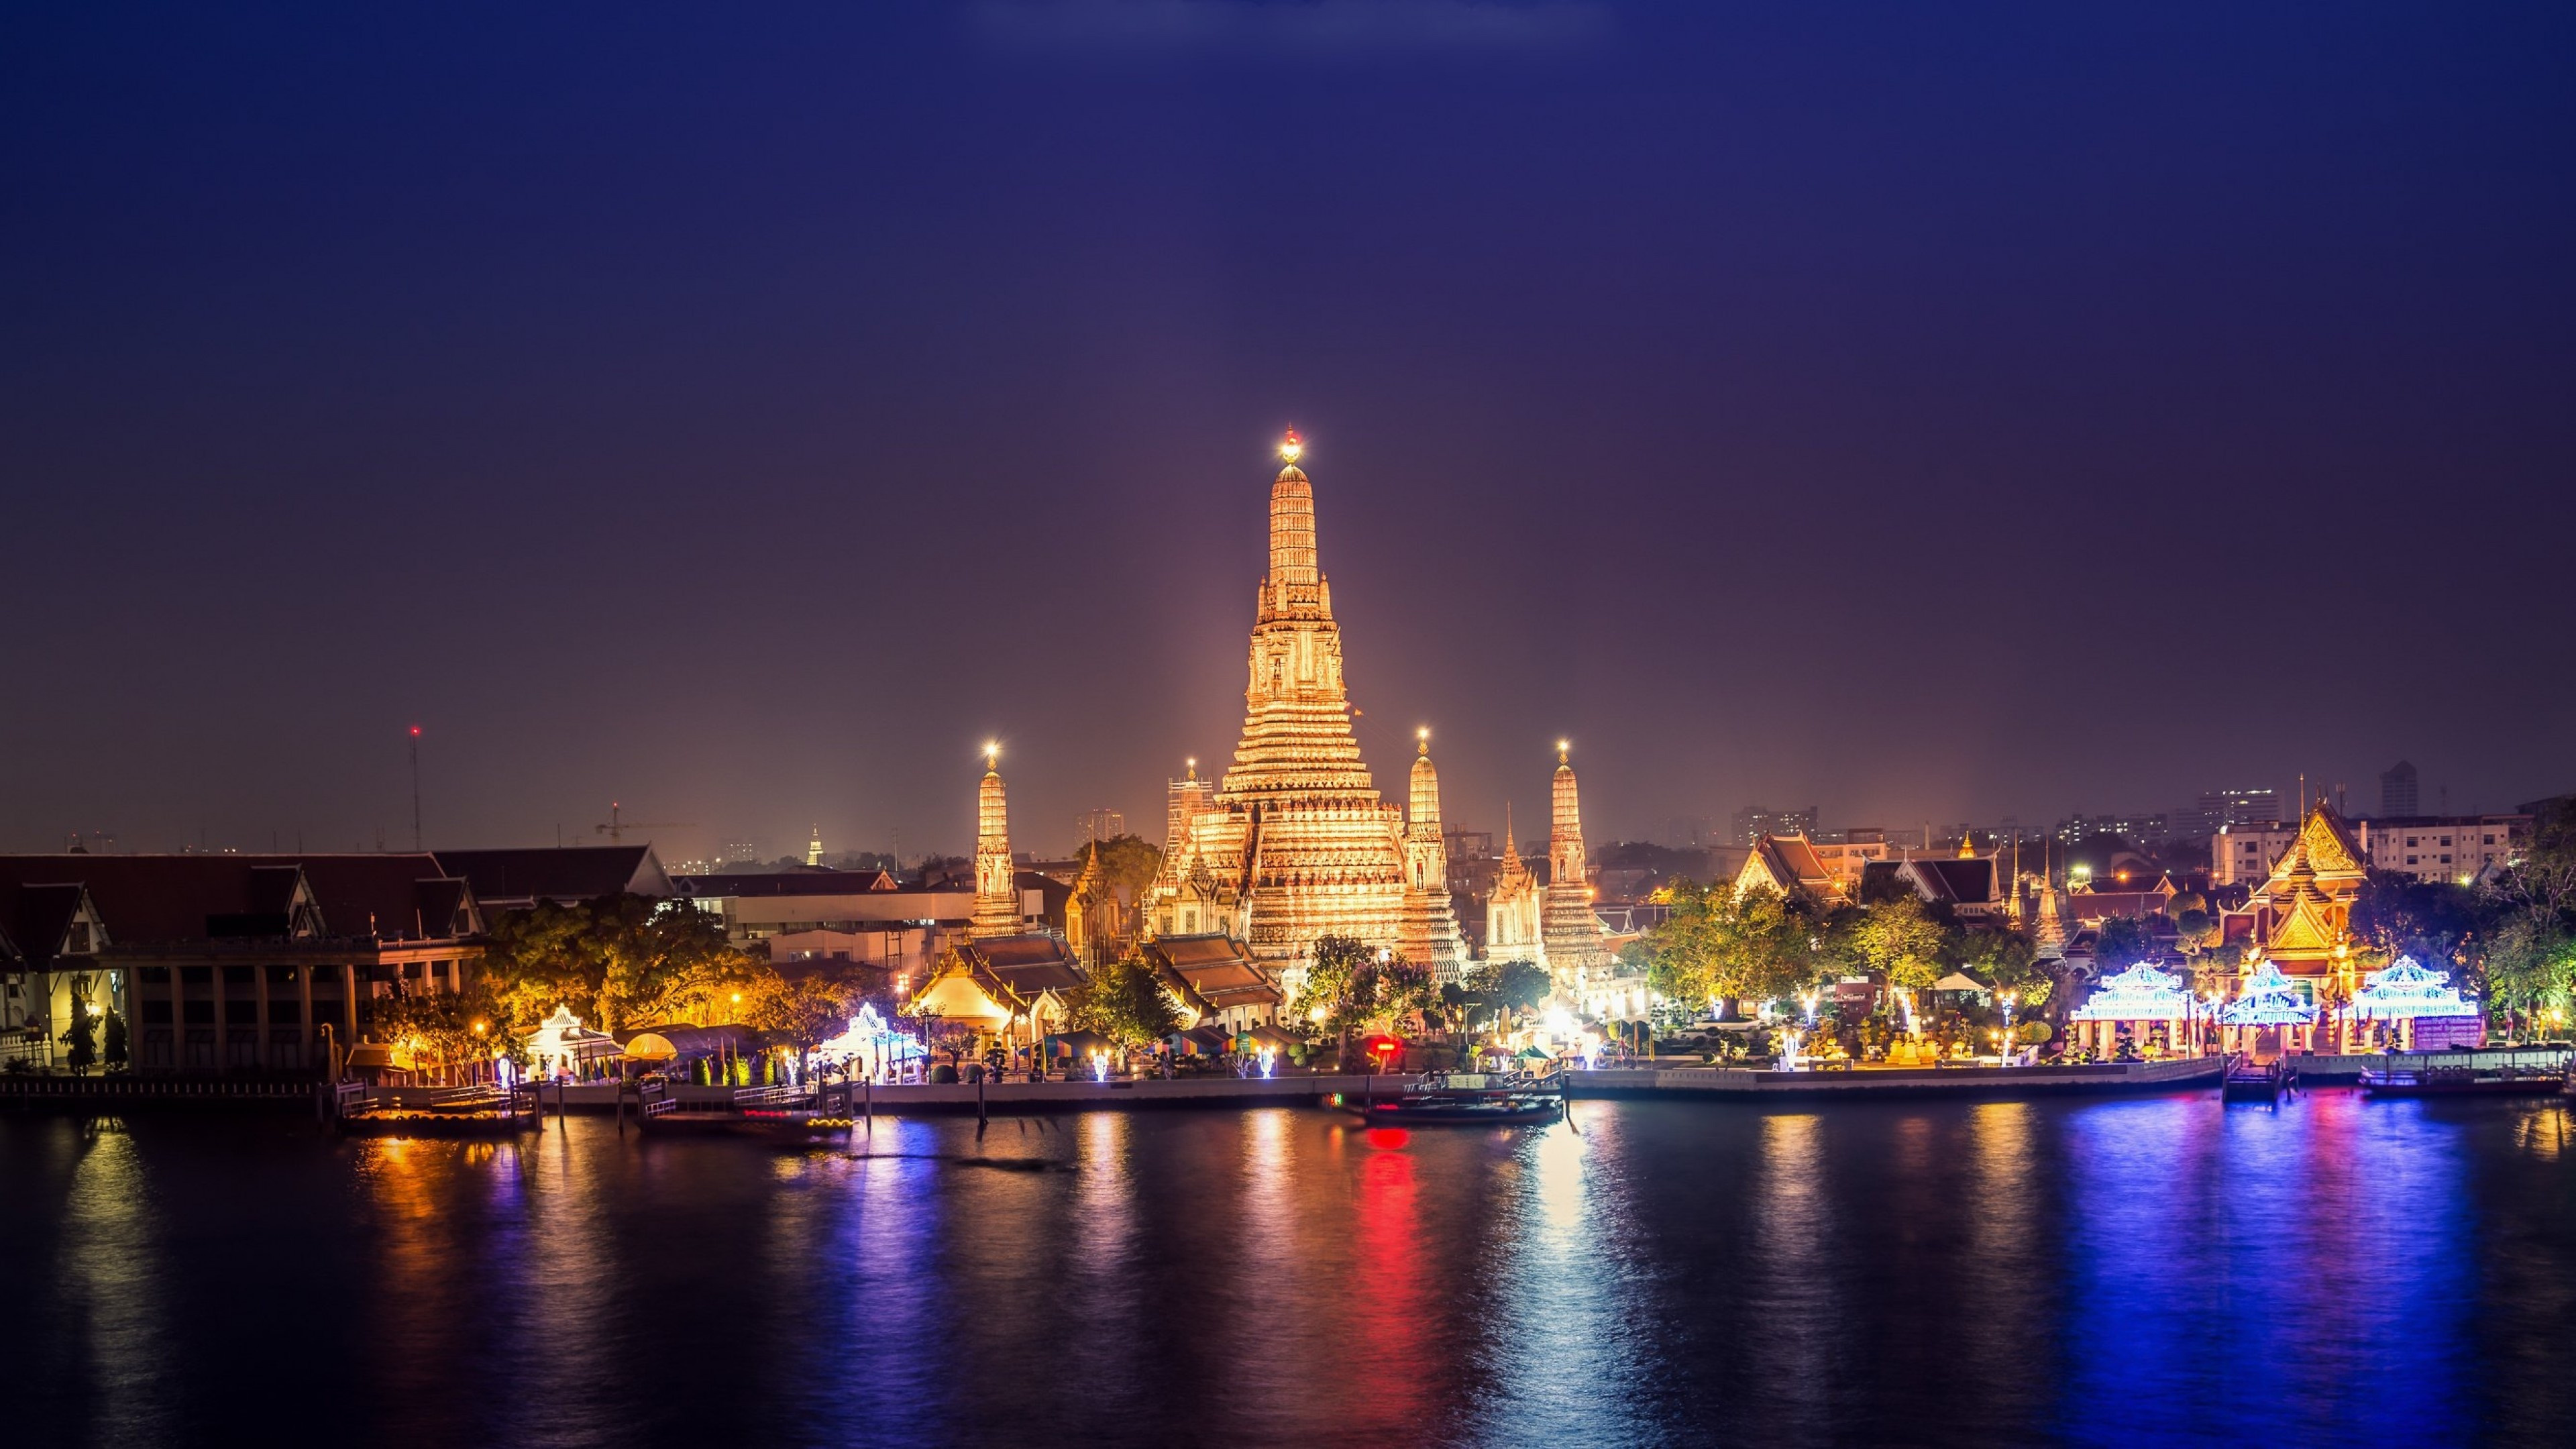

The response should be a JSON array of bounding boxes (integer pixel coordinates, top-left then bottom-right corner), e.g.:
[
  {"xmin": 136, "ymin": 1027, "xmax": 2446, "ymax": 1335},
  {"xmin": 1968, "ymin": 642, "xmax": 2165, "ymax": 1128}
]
[{"xmin": 5, "ymin": 2, "xmax": 2571, "ymax": 863}]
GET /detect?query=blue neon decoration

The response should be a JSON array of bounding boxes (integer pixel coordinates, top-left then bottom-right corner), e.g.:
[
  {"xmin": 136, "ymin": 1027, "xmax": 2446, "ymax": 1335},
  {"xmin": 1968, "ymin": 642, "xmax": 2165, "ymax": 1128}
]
[
  {"xmin": 2352, "ymin": 956, "xmax": 2480, "ymax": 1020},
  {"xmin": 2220, "ymin": 961, "xmax": 2316, "ymax": 1027},
  {"xmin": 2070, "ymin": 962, "xmax": 2194, "ymax": 1021}
]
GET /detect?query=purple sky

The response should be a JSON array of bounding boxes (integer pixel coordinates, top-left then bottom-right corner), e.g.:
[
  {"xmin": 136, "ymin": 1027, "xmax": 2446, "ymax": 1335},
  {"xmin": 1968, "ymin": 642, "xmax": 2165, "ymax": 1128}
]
[{"xmin": 3, "ymin": 3, "xmax": 2571, "ymax": 862}]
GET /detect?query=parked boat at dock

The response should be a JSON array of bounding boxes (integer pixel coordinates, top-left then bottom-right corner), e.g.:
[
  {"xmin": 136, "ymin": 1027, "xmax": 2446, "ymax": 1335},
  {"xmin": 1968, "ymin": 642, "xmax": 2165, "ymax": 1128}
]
[
  {"xmin": 338, "ymin": 1083, "xmax": 541, "ymax": 1136},
  {"xmin": 635, "ymin": 1080, "xmax": 857, "ymax": 1142},
  {"xmin": 1327, "ymin": 1071, "xmax": 1566, "ymax": 1126},
  {"xmin": 2360, "ymin": 1063, "xmax": 2568, "ymax": 1097}
]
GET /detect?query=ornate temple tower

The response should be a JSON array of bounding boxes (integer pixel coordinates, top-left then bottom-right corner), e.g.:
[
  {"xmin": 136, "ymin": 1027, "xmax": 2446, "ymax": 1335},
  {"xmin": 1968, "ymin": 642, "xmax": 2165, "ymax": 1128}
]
[
  {"xmin": 1166, "ymin": 432, "xmax": 1412, "ymax": 967},
  {"xmin": 1066, "ymin": 836, "xmax": 1126, "ymax": 967},
  {"xmin": 1540, "ymin": 741, "xmax": 1611, "ymax": 989},
  {"xmin": 2033, "ymin": 843, "xmax": 2066, "ymax": 959},
  {"xmin": 1399, "ymin": 729, "xmax": 1471, "ymax": 978},
  {"xmin": 971, "ymin": 744, "xmax": 1019, "ymax": 940},
  {"xmin": 1483, "ymin": 804, "xmax": 1547, "ymax": 968}
]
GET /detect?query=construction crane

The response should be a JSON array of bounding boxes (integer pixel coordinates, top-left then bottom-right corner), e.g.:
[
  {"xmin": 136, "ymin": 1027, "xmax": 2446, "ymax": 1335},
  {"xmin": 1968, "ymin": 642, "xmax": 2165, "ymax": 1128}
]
[{"xmin": 594, "ymin": 802, "xmax": 694, "ymax": 843}]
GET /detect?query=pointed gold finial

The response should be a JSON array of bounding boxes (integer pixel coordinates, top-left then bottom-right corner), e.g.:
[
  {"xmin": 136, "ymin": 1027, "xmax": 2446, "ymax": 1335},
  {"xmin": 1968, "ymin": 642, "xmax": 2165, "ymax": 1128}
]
[
  {"xmin": 983, "ymin": 741, "xmax": 1000, "ymax": 771},
  {"xmin": 1556, "ymin": 739, "xmax": 1570, "ymax": 765},
  {"xmin": 1278, "ymin": 427, "xmax": 1303, "ymax": 464},
  {"xmin": 1185, "ymin": 755, "xmax": 1197, "ymax": 781},
  {"xmin": 1417, "ymin": 725, "xmax": 1430, "ymax": 756}
]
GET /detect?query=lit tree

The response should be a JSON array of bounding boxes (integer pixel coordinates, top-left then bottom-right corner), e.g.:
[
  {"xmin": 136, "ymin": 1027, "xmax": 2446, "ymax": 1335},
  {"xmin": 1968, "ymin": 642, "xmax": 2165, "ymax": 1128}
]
[
  {"xmin": 1845, "ymin": 894, "xmax": 1949, "ymax": 991},
  {"xmin": 1071, "ymin": 954, "xmax": 1181, "ymax": 1047}
]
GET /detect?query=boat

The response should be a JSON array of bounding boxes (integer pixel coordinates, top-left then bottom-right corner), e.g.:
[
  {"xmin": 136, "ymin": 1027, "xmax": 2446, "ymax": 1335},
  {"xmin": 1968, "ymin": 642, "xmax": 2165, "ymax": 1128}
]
[
  {"xmin": 1328, "ymin": 1071, "xmax": 1566, "ymax": 1126},
  {"xmin": 339, "ymin": 1083, "xmax": 541, "ymax": 1136},
  {"xmin": 636, "ymin": 1081, "xmax": 858, "ymax": 1142},
  {"xmin": 2223, "ymin": 1055, "xmax": 2293, "ymax": 1102},
  {"xmin": 2360, "ymin": 1063, "xmax": 2567, "ymax": 1097}
]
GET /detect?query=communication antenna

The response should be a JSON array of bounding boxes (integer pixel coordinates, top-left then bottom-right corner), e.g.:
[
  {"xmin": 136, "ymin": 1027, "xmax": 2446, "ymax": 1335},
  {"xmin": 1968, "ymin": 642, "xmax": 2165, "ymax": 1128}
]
[{"xmin": 409, "ymin": 726, "xmax": 423, "ymax": 851}]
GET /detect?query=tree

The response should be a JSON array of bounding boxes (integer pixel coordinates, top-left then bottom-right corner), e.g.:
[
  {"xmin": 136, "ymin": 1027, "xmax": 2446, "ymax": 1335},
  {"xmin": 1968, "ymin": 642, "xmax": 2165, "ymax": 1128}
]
[
  {"xmin": 1289, "ymin": 935, "xmax": 1439, "ymax": 1064},
  {"xmin": 1462, "ymin": 958, "xmax": 1550, "ymax": 1018},
  {"xmin": 370, "ymin": 980, "xmax": 508, "ymax": 1083},
  {"xmin": 1959, "ymin": 926, "xmax": 2049, "ymax": 1009},
  {"xmin": 2483, "ymin": 916, "xmax": 2572, "ymax": 1030},
  {"xmin": 1076, "ymin": 835, "xmax": 1165, "ymax": 900},
  {"xmin": 1291, "ymin": 935, "xmax": 1379, "ymax": 1041},
  {"xmin": 1845, "ymin": 894, "xmax": 1949, "ymax": 990},
  {"xmin": 103, "ymin": 1007, "xmax": 129, "ymax": 1071},
  {"xmin": 746, "ymin": 970, "xmax": 862, "ymax": 1075},
  {"xmin": 2094, "ymin": 916, "xmax": 2159, "ymax": 969},
  {"xmin": 60, "ymin": 993, "xmax": 97, "ymax": 1074},
  {"xmin": 1071, "ymin": 954, "xmax": 1181, "ymax": 1047},
  {"xmin": 481, "ymin": 895, "xmax": 763, "ymax": 1033},
  {"xmin": 2353, "ymin": 870, "xmax": 2481, "ymax": 963},
  {"xmin": 1375, "ymin": 958, "xmax": 1438, "ymax": 1036}
]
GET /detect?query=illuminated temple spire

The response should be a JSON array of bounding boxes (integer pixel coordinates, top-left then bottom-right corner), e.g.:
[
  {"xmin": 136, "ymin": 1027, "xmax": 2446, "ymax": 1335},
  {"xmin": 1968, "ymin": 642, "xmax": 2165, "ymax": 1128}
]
[
  {"xmin": 1154, "ymin": 431, "xmax": 1411, "ymax": 967},
  {"xmin": 1485, "ymin": 802, "xmax": 1547, "ymax": 969},
  {"xmin": 971, "ymin": 742, "xmax": 1018, "ymax": 939},
  {"xmin": 1399, "ymin": 727, "xmax": 1470, "ymax": 974},
  {"xmin": 1540, "ymin": 740, "xmax": 1611, "ymax": 989}
]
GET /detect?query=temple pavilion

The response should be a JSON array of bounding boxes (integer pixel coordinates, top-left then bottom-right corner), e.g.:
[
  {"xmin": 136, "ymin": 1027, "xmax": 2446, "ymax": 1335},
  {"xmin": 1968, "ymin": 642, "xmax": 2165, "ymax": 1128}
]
[{"xmin": 2222, "ymin": 804, "xmax": 2372, "ymax": 1048}]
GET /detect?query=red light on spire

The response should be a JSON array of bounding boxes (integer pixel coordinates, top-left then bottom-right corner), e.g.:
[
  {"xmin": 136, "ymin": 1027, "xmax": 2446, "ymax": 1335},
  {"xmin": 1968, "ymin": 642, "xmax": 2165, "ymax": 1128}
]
[{"xmin": 409, "ymin": 725, "xmax": 421, "ymax": 737}]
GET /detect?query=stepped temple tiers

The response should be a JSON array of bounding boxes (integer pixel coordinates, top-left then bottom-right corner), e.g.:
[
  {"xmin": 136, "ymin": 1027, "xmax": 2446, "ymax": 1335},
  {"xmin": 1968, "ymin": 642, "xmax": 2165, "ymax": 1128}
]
[
  {"xmin": 1540, "ymin": 742, "xmax": 1629, "ymax": 1011},
  {"xmin": 971, "ymin": 743, "xmax": 1018, "ymax": 941},
  {"xmin": 1146, "ymin": 433, "xmax": 1441, "ymax": 974},
  {"xmin": 1399, "ymin": 729, "xmax": 1472, "ymax": 975}
]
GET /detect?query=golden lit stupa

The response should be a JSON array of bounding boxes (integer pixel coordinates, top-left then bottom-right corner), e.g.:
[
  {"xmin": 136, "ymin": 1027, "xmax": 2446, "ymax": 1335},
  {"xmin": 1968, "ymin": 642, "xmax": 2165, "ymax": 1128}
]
[
  {"xmin": 1539, "ymin": 741, "xmax": 1612, "ymax": 988},
  {"xmin": 1151, "ymin": 432, "xmax": 1413, "ymax": 967},
  {"xmin": 1398, "ymin": 728, "xmax": 1470, "ymax": 977},
  {"xmin": 970, "ymin": 743, "xmax": 1018, "ymax": 940}
]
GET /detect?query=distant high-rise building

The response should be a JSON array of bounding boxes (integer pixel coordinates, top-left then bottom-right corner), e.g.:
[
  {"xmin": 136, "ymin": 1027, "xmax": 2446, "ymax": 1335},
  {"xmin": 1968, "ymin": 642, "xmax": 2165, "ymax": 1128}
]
[
  {"xmin": 2180, "ymin": 788, "xmax": 2278, "ymax": 841},
  {"xmin": 1077, "ymin": 807, "xmax": 1126, "ymax": 843},
  {"xmin": 1731, "ymin": 804, "xmax": 1819, "ymax": 846},
  {"xmin": 2379, "ymin": 761, "xmax": 2419, "ymax": 818}
]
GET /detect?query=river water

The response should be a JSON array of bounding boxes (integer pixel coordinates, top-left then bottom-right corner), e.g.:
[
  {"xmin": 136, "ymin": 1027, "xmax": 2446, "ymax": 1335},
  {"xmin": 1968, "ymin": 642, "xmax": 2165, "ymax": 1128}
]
[{"xmin": 5, "ymin": 1091, "xmax": 2573, "ymax": 1448}]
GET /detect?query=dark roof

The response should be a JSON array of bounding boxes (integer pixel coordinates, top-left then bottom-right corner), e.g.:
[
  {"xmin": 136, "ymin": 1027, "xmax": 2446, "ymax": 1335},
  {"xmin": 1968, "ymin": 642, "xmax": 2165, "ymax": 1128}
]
[
  {"xmin": 1142, "ymin": 934, "xmax": 1279, "ymax": 1010},
  {"xmin": 965, "ymin": 934, "xmax": 1085, "ymax": 994},
  {"xmin": 2062, "ymin": 890, "xmax": 2168, "ymax": 921},
  {"xmin": 251, "ymin": 855, "xmax": 481, "ymax": 941},
  {"xmin": 0, "ymin": 856, "xmax": 317, "ymax": 944},
  {"xmin": 0, "ymin": 854, "xmax": 480, "ymax": 947},
  {"xmin": 0, "ymin": 882, "xmax": 89, "ymax": 970},
  {"xmin": 433, "ymin": 846, "xmax": 671, "ymax": 904},
  {"xmin": 1915, "ymin": 858, "xmax": 1996, "ymax": 904},
  {"xmin": 674, "ymin": 869, "xmax": 906, "ymax": 898}
]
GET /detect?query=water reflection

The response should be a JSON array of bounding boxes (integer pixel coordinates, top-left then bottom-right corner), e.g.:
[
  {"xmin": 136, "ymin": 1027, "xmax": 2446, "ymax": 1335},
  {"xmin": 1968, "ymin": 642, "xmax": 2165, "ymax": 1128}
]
[
  {"xmin": 1745, "ymin": 1112, "xmax": 1837, "ymax": 1440},
  {"xmin": 8, "ymin": 1096, "xmax": 2576, "ymax": 1446},
  {"xmin": 58, "ymin": 1126, "xmax": 174, "ymax": 1444}
]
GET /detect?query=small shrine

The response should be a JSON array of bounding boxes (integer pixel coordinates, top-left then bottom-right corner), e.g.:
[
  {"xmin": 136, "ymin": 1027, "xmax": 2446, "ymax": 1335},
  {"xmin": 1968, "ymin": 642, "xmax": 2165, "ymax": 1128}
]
[
  {"xmin": 2218, "ymin": 961, "xmax": 2318, "ymax": 1056},
  {"xmin": 2350, "ymin": 956, "xmax": 2483, "ymax": 1051},
  {"xmin": 2068, "ymin": 963, "xmax": 2197, "ymax": 1056}
]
